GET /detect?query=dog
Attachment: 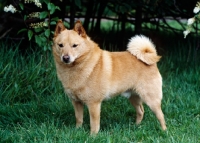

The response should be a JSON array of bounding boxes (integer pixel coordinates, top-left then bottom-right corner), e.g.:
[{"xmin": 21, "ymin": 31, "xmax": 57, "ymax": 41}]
[{"xmin": 52, "ymin": 20, "xmax": 167, "ymax": 134}]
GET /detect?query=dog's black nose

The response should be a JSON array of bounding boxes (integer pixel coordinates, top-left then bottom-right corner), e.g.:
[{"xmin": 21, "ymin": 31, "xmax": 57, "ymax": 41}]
[{"xmin": 62, "ymin": 55, "xmax": 70, "ymax": 63}]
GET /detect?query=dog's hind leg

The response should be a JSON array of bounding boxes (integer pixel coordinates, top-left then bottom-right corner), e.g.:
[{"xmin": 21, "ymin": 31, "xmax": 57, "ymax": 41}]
[
  {"xmin": 72, "ymin": 100, "xmax": 84, "ymax": 128},
  {"xmin": 129, "ymin": 94, "xmax": 144, "ymax": 124},
  {"xmin": 144, "ymin": 98, "xmax": 166, "ymax": 130},
  {"xmin": 138, "ymin": 87, "xmax": 167, "ymax": 130}
]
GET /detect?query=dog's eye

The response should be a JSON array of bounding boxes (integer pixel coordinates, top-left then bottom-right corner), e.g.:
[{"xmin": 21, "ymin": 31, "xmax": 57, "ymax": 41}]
[
  {"xmin": 58, "ymin": 43, "xmax": 63, "ymax": 48},
  {"xmin": 72, "ymin": 44, "xmax": 78, "ymax": 48}
]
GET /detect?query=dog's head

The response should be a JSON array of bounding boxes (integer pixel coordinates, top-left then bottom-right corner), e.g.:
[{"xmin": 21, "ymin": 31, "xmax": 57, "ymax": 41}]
[{"xmin": 53, "ymin": 20, "xmax": 89, "ymax": 64}]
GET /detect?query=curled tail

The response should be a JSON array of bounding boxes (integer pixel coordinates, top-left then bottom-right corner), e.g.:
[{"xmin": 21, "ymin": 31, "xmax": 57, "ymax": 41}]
[{"xmin": 127, "ymin": 35, "xmax": 161, "ymax": 65}]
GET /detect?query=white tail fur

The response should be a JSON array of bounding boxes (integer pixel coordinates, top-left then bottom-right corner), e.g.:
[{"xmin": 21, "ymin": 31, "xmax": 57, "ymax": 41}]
[{"xmin": 127, "ymin": 35, "xmax": 161, "ymax": 65}]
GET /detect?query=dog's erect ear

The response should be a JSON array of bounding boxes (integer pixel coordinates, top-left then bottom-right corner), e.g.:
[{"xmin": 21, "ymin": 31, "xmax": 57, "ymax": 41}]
[
  {"xmin": 54, "ymin": 20, "xmax": 66, "ymax": 37},
  {"xmin": 73, "ymin": 20, "xmax": 87, "ymax": 38}
]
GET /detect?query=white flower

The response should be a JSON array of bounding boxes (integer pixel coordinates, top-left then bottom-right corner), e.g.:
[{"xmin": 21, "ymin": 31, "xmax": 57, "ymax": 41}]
[
  {"xmin": 34, "ymin": 0, "xmax": 42, "ymax": 8},
  {"xmin": 43, "ymin": 22, "xmax": 48, "ymax": 27},
  {"xmin": 193, "ymin": 7, "xmax": 200, "ymax": 13},
  {"xmin": 4, "ymin": 4, "xmax": 17, "ymax": 13},
  {"xmin": 24, "ymin": 0, "xmax": 42, "ymax": 8},
  {"xmin": 4, "ymin": 7, "xmax": 9, "ymax": 12},
  {"xmin": 183, "ymin": 30, "xmax": 190, "ymax": 38},
  {"xmin": 35, "ymin": 2, "xmax": 42, "ymax": 8},
  {"xmin": 187, "ymin": 18, "xmax": 195, "ymax": 25}
]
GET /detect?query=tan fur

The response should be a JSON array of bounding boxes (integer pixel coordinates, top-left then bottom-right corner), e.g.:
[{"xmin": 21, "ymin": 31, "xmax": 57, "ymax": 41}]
[
  {"xmin": 127, "ymin": 35, "xmax": 161, "ymax": 65},
  {"xmin": 52, "ymin": 20, "xmax": 167, "ymax": 134}
]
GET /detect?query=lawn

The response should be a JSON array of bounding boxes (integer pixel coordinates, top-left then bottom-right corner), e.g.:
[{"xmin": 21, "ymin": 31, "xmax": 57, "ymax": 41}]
[{"xmin": 0, "ymin": 36, "xmax": 200, "ymax": 142}]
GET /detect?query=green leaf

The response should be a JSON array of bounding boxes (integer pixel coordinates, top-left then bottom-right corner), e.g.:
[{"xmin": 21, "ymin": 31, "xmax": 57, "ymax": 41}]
[
  {"xmin": 34, "ymin": 28, "xmax": 43, "ymax": 33},
  {"xmin": 45, "ymin": 29, "xmax": 50, "ymax": 37},
  {"xmin": 43, "ymin": 0, "xmax": 50, "ymax": 5},
  {"xmin": 48, "ymin": 3, "xmax": 56, "ymax": 14},
  {"xmin": 51, "ymin": 17, "xmax": 59, "ymax": 21},
  {"xmin": 50, "ymin": 8, "xmax": 56, "ymax": 15},
  {"xmin": 47, "ymin": 3, "xmax": 54, "ymax": 10},
  {"xmin": 56, "ymin": 6, "xmax": 61, "ymax": 11},
  {"xmin": 39, "ymin": 36, "xmax": 47, "ymax": 42},
  {"xmin": 43, "ymin": 44, "xmax": 48, "ymax": 51},
  {"xmin": 43, "ymin": 43, "xmax": 52, "ymax": 51},
  {"xmin": 18, "ymin": 28, "xmax": 27, "ymax": 34},
  {"xmin": 35, "ymin": 35, "xmax": 42, "ymax": 47},
  {"xmin": 40, "ymin": 11, "xmax": 48, "ymax": 19},
  {"xmin": 50, "ymin": 21, "xmax": 56, "ymax": 25},
  {"xmin": 63, "ymin": 21, "xmax": 69, "ymax": 27},
  {"xmin": 19, "ymin": 3, "xmax": 24, "ymax": 10},
  {"xmin": 75, "ymin": 0, "xmax": 81, "ymax": 8},
  {"xmin": 28, "ymin": 30, "xmax": 33, "ymax": 40},
  {"xmin": 24, "ymin": 15, "xmax": 27, "ymax": 21}
]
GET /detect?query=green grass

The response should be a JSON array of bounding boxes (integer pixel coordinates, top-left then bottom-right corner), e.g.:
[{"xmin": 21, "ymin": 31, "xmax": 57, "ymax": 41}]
[{"xmin": 0, "ymin": 39, "xmax": 200, "ymax": 143}]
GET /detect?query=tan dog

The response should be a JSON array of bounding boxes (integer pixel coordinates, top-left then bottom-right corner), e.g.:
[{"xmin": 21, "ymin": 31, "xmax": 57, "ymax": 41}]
[{"xmin": 52, "ymin": 20, "xmax": 167, "ymax": 134}]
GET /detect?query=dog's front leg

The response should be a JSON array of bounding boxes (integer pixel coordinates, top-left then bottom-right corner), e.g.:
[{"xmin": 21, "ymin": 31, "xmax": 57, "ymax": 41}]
[
  {"xmin": 87, "ymin": 102, "xmax": 101, "ymax": 134},
  {"xmin": 72, "ymin": 100, "xmax": 84, "ymax": 128}
]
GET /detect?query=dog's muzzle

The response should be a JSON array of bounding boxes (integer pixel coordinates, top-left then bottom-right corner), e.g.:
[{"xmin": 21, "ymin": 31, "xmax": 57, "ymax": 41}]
[{"xmin": 62, "ymin": 55, "xmax": 70, "ymax": 64}]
